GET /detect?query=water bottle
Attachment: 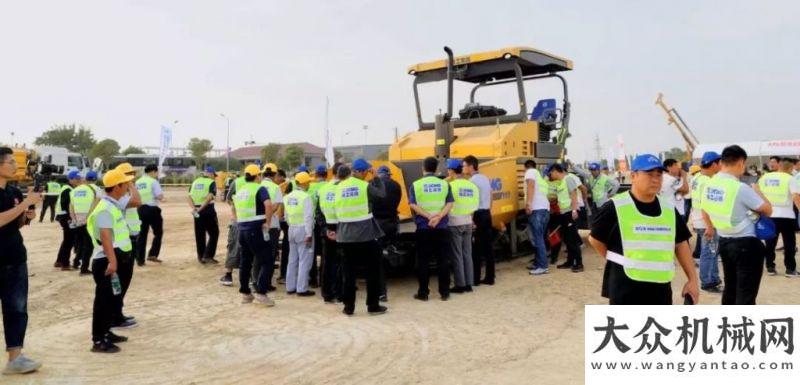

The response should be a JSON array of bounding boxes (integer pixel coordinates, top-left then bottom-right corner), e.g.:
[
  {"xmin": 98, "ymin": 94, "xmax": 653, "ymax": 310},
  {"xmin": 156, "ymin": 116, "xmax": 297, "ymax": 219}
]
[
  {"xmin": 263, "ymin": 228, "xmax": 270, "ymax": 242},
  {"xmin": 707, "ymin": 236, "xmax": 718, "ymax": 255},
  {"xmin": 192, "ymin": 210, "xmax": 200, "ymax": 219},
  {"xmin": 111, "ymin": 273, "xmax": 122, "ymax": 295}
]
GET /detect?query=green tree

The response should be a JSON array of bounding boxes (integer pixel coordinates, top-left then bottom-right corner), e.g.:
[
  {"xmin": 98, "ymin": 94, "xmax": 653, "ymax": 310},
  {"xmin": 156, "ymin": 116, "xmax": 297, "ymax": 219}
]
[
  {"xmin": 122, "ymin": 145, "xmax": 145, "ymax": 155},
  {"xmin": 663, "ymin": 147, "xmax": 688, "ymax": 162},
  {"xmin": 89, "ymin": 139, "xmax": 121, "ymax": 167},
  {"xmin": 34, "ymin": 123, "xmax": 96, "ymax": 154},
  {"xmin": 279, "ymin": 144, "xmax": 304, "ymax": 170},
  {"xmin": 187, "ymin": 137, "xmax": 214, "ymax": 168},
  {"xmin": 260, "ymin": 143, "xmax": 281, "ymax": 164}
]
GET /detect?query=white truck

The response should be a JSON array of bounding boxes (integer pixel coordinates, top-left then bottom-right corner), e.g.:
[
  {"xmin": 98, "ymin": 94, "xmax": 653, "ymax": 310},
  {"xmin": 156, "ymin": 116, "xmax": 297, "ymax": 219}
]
[{"xmin": 34, "ymin": 146, "xmax": 90, "ymax": 174}]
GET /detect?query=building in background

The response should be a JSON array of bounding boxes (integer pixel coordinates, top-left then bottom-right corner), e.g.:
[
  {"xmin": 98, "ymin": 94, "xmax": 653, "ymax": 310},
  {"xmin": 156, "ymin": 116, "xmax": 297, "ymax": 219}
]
[
  {"xmin": 230, "ymin": 142, "xmax": 325, "ymax": 168},
  {"xmin": 335, "ymin": 144, "xmax": 390, "ymax": 162}
]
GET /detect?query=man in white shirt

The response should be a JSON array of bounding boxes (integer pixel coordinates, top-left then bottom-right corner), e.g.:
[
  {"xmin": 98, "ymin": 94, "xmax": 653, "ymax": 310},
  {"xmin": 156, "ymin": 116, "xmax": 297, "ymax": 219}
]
[
  {"xmin": 463, "ymin": 155, "xmax": 495, "ymax": 285},
  {"xmin": 660, "ymin": 158, "xmax": 689, "ymax": 221},
  {"xmin": 524, "ymin": 160, "xmax": 551, "ymax": 275}
]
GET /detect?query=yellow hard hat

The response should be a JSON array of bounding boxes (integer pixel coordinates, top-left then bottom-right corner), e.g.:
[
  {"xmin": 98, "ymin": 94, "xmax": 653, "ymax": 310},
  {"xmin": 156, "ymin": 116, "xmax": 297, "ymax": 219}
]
[
  {"xmin": 294, "ymin": 171, "xmax": 312, "ymax": 184},
  {"xmin": 115, "ymin": 162, "xmax": 135, "ymax": 174},
  {"xmin": 689, "ymin": 165, "xmax": 701, "ymax": 175},
  {"xmin": 244, "ymin": 164, "xmax": 261, "ymax": 177},
  {"xmin": 262, "ymin": 163, "xmax": 278, "ymax": 173},
  {"xmin": 103, "ymin": 168, "xmax": 134, "ymax": 187}
]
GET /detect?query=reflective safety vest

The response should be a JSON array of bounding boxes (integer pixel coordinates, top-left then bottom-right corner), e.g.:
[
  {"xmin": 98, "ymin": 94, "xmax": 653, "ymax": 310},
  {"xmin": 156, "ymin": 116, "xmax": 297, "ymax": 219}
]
[
  {"xmin": 526, "ymin": 168, "xmax": 549, "ymax": 204},
  {"xmin": 758, "ymin": 172, "xmax": 792, "ymax": 208},
  {"xmin": 135, "ymin": 175, "xmax": 157, "ymax": 205},
  {"xmin": 70, "ymin": 185, "xmax": 95, "ymax": 215},
  {"xmin": 412, "ymin": 175, "xmax": 449, "ymax": 215},
  {"xmin": 190, "ymin": 177, "xmax": 214, "ymax": 206},
  {"xmin": 701, "ymin": 176, "xmax": 746, "ymax": 236},
  {"xmin": 318, "ymin": 181, "xmax": 338, "ymax": 224},
  {"xmin": 449, "ymin": 178, "xmax": 479, "ymax": 220},
  {"xmin": 554, "ymin": 179, "xmax": 572, "ymax": 212},
  {"xmin": 334, "ymin": 177, "xmax": 372, "ymax": 223},
  {"xmin": 283, "ymin": 189, "xmax": 310, "ymax": 226},
  {"xmin": 46, "ymin": 181, "xmax": 61, "ymax": 196},
  {"xmin": 234, "ymin": 182, "xmax": 265, "ymax": 223},
  {"xmin": 308, "ymin": 181, "xmax": 325, "ymax": 210},
  {"xmin": 260, "ymin": 179, "xmax": 281, "ymax": 205},
  {"xmin": 125, "ymin": 207, "xmax": 141, "ymax": 233},
  {"xmin": 234, "ymin": 177, "xmax": 246, "ymax": 193},
  {"xmin": 90, "ymin": 184, "xmax": 103, "ymax": 198},
  {"xmin": 591, "ymin": 174, "xmax": 611, "ymax": 204},
  {"xmin": 690, "ymin": 174, "xmax": 711, "ymax": 202},
  {"xmin": 608, "ymin": 192, "xmax": 676, "ymax": 283},
  {"xmin": 55, "ymin": 185, "xmax": 73, "ymax": 215},
  {"xmin": 87, "ymin": 197, "xmax": 132, "ymax": 252}
]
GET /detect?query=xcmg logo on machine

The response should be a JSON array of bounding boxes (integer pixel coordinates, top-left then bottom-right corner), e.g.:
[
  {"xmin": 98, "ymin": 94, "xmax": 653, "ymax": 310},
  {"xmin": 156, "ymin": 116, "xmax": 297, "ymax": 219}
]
[{"xmin": 490, "ymin": 178, "xmax": 502, "ymax": 191}]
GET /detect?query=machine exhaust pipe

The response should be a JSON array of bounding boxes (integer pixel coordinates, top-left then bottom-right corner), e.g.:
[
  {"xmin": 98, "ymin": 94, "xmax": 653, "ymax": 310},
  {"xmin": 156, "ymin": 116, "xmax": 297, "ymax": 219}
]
[
  {"xmin": 444, "ymin": 46, "xmax": 454, "ymax": 121},
  {"xmin": 434, "ymin": 46, "xmax": 456, "ymax": 174}
]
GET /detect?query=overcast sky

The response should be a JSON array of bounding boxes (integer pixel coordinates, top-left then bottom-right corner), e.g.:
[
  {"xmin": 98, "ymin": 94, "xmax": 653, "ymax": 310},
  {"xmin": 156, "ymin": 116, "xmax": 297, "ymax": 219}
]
[{"xmin": 2, "ymin": 0, "xmax": 798, "ymax": 161}]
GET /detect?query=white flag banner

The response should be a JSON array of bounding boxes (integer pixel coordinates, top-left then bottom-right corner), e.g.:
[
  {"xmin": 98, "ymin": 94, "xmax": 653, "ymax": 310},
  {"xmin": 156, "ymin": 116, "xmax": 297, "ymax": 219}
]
[
  {"xmin": 324, "ymin": 97, "xmax": 334, "ymax": 167},
  {"xmin": 607, "ymin": 148, "xmax": 616, "ymax": 171},
  {"xmin": 158, "ymin": 125, "xmax": 173, "ymax": 177}
]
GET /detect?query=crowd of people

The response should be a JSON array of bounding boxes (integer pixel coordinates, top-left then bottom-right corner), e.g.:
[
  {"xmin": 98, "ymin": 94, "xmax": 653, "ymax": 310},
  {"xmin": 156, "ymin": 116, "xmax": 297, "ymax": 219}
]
[{"xmin": 2, "ymin": 143, "xmax": 800, "ymax": 375}]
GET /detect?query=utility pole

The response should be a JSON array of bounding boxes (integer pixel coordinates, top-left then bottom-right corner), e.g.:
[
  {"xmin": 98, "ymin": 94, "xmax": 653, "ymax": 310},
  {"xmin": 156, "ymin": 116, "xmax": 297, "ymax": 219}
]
[
  {"xmin": 592, "ymin": 133, "xmax": 603, "ymax": 161},
  {"xmin": 393, "ymin": 126, "xmax": 398, "ymax": 141}
]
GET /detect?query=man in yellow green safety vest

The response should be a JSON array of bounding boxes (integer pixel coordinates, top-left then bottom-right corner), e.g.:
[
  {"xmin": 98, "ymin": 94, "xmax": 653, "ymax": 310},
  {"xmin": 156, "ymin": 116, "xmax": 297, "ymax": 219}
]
[
  {"xmin": 446, "ymin": 159, "xmax": 478, "ymax": 292},
  {"xmin": 55, "ymin": 170, "xmax": 81, "ymax": 270},
  {"xmin": 700, "ymin": 145, "xmax": 772, "ymax": 305},
  {"xmin": 135, "ymin": 164, "xmax": 165, "ymax": 264},
  {"xmin": 283, "ymin": 171, "xmax": 316, "ymax": 296},
  {"xmin": 588, "ymin": 162, "xmax": 618, "ymax": 210},
  {"xmin": 318, "ymin": 163, "xmax": 343, "ymax": 303},
  {"xmin": 306, "ymin": 164, "xmax": 329, "ymax": 288},
  {"xmin": 188, "ymin": 166, "xmax": 220, "ymax": 265},
  {"xmin": 86, "ymin": 168, "xmax": 134, "ymax": 353},
  {"xmin": 409, "ymin": 156, "xmax": 454, "ymax": 301},
  {"xmin": 220, "ymin": 171, "xmax": 247, "ymax": 286},
  {"xmin": 111, "ymin": 162, "xmax": 142, "ymax": 329},
  {"xmin": 589, "ymin": 154, "xmax": 699, "ymax": 305},
  {"xmin": 756, "ymin": 157, "xmax": 800, "ymax": 277},
  {"xmin": 546, "ymin": 163, "xmax": 584, "ymax": 272},
  {"xmin": 690, "ymin": 152, "xmax": 723, "ymax": 293},
  {"xmin": 70, "ymin": 172, "xmax": 100, "ymax": 274},
  {"xmin": 40, "ymin": 178, "xmax": 61, "ymax": 223}
]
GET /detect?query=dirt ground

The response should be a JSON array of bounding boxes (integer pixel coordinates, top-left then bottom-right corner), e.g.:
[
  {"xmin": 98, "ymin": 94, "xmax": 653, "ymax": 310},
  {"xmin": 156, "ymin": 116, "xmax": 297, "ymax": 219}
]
[{"xmin": 5, "ymin": 187, "xmax": 800, "ymax": 385}]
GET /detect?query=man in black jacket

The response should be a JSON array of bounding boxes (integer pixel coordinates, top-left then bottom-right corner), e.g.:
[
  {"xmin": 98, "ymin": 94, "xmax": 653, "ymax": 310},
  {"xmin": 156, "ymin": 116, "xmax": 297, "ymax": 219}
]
[{"xmin": 372, "ymin": 165, "xmax": 402, "ymax": 302}]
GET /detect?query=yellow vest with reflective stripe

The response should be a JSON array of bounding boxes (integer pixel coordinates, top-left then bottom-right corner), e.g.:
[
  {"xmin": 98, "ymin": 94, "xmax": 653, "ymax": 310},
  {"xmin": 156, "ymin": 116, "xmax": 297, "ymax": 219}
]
[
  {"xmin": 56, "ymin": 185, "xmax": 72, "ymax": 215},
  {"xmin": 690, "ymin": 174, "xmax": 711, "ymax": 202},
  {"xmin": 46, "ymin": 181, "xmax": 61, "ymax": 196},
  {"xmin": 135, "ymin": 175, "xmax": 156, "ymax": 205},
  {"xmin": 758, "ymin": 172, "xmax": 792, "ymax": 207},
  {"xmin": 260, "ymin": 179, "xmax": 280, "ymax": 205},
  {"xmin": 190, "ymin": 177, "xmax": 214, "ymax": 205},
  {"xmin": 234, "ymin": 177, "xmax": 246, "ymax": 192},
  {"xmin": 591, "ymin": 174, "xmax": 611, "ymax": 203},
  {"xmin": 234, "ymin": 183, "xmax": 265, "ymax": 223},
  {"xmin": 334, "ymin": 177, "xmax": 371, "ymax": 223},
  {"xmin": 308, "ymin": 181, "xmax": 325, "ymax": 210},
  {"xmin": 554, "ymin": 179, "xmax": 572, "ymax": 212},
  {"xmin": 700, "ymin": 176, "xmax": 742, "ymax": 234},
  {"xmin": 612, "ymin": 192, "xmax": 676, "ymax": 283},
  {"xmin": 412, "ymin": 175, "xmax": 449, "ymax": 215},
  {"xmin": 87, "ymin": 198, "xmax": 132, "ymax": 252},
  {"xmin": 70, "ymin": 185, "xmax": 95, "ymax": 214},
  {"xmin": 283, "ymin": 189, "xmax": 309, "ymax": 226},
  {"xmin": 449, "ymin": 178, "xmax": 479, "ymax": 218},
  {"xmin": 525, "ymin": 169, "xmax": 549, "ymax": 204},
  {"xmin": 318, "ymin": 181, "xmax": 338, "ymax": 224}
]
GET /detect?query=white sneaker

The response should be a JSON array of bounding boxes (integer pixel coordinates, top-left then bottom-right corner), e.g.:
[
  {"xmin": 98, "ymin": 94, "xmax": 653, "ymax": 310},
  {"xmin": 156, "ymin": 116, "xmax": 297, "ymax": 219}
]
[
  {"xmin": 241, "ymin": 294, "xmax": 254, "ymax": 304},
  {"xmin": 3, "ymin": 354, "xmax": 42, "ymax": 375},
  {"xmin": 529, "ymin": 268, "xmax": 549, "ymax": 276},
  {"xmin": 254, "ymin": 293, "xmax": 275, "ymax": 307}
]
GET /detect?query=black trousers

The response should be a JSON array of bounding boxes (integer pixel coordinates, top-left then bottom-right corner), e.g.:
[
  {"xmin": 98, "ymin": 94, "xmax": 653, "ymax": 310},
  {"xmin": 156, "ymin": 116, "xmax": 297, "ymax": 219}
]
[
  {"xmin": 765, "ymin": 217, "xmax": 796, "ymax": 272},
  {"xmin": 258, "ymin": 228, "xmax": 280, "ymax": 286},
  {"xmin": 114, "ymin": 248, "xmax": 134, "ymax": 323},
  {"xmin": 193, "ymin": 208, "xmax": 220, "ymax": 261},
  {"xmin": 39, "ymin": 195, "xmax": 57, "ymax": 222},
  {"xmin": 136, "ymin": 205, "xmax": 163, "ymax": 262},
  {"xmin": 279, "ymin": 221, "xmax": 289, "ymax": 279},
  {"xmin": 549, "ymin": 212, "xmax": 583, "ymax": 267},
  {"xmin": 377, "ymin": 218, "xmax": 398, "ymax": 297},
  {"xmin": 416, "ymin": 228, "xmax": 451, "ymax": 297},
  {"xmin": 720, "ymin": 237, "xmax": 764, "ymax": 305},
  {"xmin": 91, "ymin": 257, "xmax": 114, "ymax": 342},
  {"xmin": 340, "ymin": 240, "xmax": 381, "ymax": 310},
  {"xmin": 472, "ymin": 209, "xmax": 494, "ymax": 282},
  {"xmin": 321, "ymin": 235, "xmax": 342, "ymax": 301},
  {"xmin": 309, "ymin": 224, "xmax": 321, "ymax": 285},
  {"xmin": 56, "ymin": 215, "xmax": 75, "ymax": 267},
  {"xmin": 75, "ymin": 225, "xmax": 93, "ymax": 272}
]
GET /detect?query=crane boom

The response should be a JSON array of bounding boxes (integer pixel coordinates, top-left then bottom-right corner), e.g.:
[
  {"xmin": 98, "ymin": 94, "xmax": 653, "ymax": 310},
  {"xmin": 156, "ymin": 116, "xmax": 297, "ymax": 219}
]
[{"xmin": 655, "ymin": 92, "xmax": 699, "ymax": 156}]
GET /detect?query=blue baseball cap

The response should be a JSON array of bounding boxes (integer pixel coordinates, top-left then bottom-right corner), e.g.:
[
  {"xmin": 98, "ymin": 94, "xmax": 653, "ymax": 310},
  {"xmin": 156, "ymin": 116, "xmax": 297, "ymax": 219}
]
[
  {"xmin": 631, "ymin": 154, "xmax": 666, "ymax": 172},
  {"xmin": 67, "ymin": 170, "xmax": 82, "ymax": 180},
  {"xmin": 85, "ymin": 171, "xmax": 98, "ymax": 181},
  {"xmin": 588, "ymin": 162, "xmax": 601, "ymax": 171},
  {"xmin": 352, "ymin": 158, "xmax": 371, "ymax": 172},
  {"xmin": 377, "ymin": 165, "xmax": 390, "ymax": 175},
  {"xmin": 205, "ymin": 166, "xmax": 216, "ymax": 175},
  {"xmin": 446, "ymin": 158, "xmax": 462, "ymax": 170},
  {"xmin": 298, "ymin": 165, "xmax": 309, "ymax": 172},
  {"xmin": 315, "ymin": 164, "xmax": 327, "ymax": 174},
  {"xmin": 701, "ymin": 151, "xmax": 721, "ymax": 166}
]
